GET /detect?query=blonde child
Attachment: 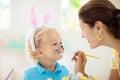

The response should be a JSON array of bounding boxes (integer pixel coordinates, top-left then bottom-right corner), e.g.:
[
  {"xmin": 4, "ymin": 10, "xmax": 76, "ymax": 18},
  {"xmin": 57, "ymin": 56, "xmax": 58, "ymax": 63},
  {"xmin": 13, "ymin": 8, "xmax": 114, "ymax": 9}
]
[{"xmin": 24, "ymin": 27, "xmax": 69, "ymax": 80}]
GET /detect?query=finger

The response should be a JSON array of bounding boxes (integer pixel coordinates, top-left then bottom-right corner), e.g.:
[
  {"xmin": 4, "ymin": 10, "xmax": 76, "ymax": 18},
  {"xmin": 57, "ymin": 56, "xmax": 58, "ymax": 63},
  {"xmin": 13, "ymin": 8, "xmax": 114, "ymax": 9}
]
[
  {"xmin": 72, "ymin": 51, "xmax": 78, "ymax": 61},
  {"xmin": 72, "ymin": 50, "xmax": 83, "ymax": 61},
  {"xmin": 77, "ymin": 51, "xmax": 86, "ymax": 64}
]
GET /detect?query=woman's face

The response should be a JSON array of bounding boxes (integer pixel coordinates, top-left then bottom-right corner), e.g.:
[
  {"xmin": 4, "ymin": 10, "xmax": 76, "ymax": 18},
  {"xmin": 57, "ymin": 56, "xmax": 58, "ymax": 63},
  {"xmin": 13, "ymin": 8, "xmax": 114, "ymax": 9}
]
[
  {"xmin": 40, "ymin": 35, "xmax": 64, "ymax": 62},
  {"xmin": 79, "ymin": 19, "xmax": 102, "ymax": 48}
]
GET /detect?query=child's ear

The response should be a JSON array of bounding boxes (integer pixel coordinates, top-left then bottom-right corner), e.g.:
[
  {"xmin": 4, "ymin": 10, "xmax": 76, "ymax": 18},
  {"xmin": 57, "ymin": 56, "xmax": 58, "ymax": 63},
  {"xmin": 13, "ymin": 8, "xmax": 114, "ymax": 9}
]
[
  {"xmin": 95, "ymin": 21, "xmax": 104, "ymax": 33},
  {"xmin": 36, "ymin": 48, "xmax": 44, "ymax": 57}
]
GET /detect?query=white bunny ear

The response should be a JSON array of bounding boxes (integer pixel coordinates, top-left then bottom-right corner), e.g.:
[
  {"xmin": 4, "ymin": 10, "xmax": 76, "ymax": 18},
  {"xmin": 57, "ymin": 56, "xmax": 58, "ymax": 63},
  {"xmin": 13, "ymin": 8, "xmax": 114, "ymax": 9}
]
[
  {"xmin": 30, "ymin": 5, "xmax": 37, "ymax": 28},
  {"xmin": 29, "ymin": 28, "xmax": 36, "ymax": 52},
  {"xmin": 42, "ymin": 10, "xmax": 53, "ymax": 26},
  {"xmin": 29, "ymin": 5, "xmax": 37, "ymax": 51}
]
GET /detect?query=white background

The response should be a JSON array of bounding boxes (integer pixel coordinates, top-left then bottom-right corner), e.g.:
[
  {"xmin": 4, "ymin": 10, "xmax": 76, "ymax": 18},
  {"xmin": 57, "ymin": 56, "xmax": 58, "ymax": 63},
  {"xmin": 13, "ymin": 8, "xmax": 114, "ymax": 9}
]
[{"xmin": 0, "ymin": 0, "xmax": 120, "ymax": 80}]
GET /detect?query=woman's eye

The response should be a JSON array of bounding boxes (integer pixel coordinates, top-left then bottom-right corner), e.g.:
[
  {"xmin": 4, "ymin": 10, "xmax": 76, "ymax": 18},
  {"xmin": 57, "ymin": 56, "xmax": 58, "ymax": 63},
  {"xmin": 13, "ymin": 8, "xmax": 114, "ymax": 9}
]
[{"xmin": 81, "ymin": 28, "xmax": 84, "ymax": 31}]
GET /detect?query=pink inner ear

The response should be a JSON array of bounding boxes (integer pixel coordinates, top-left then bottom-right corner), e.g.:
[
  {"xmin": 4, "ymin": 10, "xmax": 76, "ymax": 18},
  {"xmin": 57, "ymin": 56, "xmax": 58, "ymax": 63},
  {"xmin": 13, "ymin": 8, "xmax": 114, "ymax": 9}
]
[
  {"xmin": 30, "ymin": 5, "xmax": 37, "ymax": 27},
  {"xmin": 43, "ymin": 11, "xmax": 53, "ymax": 25}
]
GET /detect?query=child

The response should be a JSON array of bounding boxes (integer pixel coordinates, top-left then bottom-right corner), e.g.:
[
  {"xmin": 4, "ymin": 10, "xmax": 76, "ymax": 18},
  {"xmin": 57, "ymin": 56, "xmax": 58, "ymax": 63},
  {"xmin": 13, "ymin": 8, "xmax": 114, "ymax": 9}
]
[{"xmin": 24, "ymin": 27, "xmax": 69, "ymax": 80}]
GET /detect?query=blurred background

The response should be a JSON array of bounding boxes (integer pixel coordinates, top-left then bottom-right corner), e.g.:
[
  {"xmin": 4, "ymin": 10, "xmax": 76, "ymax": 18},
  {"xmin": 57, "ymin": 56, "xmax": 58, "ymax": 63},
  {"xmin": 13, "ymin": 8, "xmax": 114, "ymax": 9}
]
[{"xmin": 0, "ymin": 0, "xmax": 120, "ymax": 80}]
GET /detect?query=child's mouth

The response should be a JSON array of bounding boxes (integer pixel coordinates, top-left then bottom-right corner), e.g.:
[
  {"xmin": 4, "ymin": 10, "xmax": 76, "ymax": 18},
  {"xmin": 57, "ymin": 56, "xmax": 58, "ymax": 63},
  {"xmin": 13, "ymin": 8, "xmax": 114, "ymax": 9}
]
[{"xmin": 55, "ymin": 49, "xmax": 63, "ymax": 56}]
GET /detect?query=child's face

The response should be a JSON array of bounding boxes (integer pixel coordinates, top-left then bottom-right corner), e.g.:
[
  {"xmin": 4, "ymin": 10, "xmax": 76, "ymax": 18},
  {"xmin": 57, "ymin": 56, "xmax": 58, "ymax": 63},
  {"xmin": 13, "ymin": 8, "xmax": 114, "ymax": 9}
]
[{"xmin": 40, "ymin": 35, "xmax": 64, "ymax": 62}]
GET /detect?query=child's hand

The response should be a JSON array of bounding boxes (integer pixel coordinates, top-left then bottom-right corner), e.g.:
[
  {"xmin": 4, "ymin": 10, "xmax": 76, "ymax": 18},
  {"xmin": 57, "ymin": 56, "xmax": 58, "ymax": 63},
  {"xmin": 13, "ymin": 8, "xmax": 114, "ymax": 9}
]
[{"xmin": 72, "ymin": 50, "xmax": 87, "ymax": 76}]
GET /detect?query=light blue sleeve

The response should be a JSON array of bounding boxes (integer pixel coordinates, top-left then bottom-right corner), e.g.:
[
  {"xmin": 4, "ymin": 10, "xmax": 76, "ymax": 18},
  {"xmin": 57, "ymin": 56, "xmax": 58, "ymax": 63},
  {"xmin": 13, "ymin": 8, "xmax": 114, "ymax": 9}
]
[{"xmin": 23, "ymin": 69, "xmax": 30, "ymax": 80}]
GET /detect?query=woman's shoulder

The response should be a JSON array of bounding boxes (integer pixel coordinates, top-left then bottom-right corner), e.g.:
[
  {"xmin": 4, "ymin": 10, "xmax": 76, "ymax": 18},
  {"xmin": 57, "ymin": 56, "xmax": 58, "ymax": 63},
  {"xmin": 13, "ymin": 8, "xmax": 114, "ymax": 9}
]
[{"xmin": 112, "ymin": 50, "xmax": 119, "ymax": 55}]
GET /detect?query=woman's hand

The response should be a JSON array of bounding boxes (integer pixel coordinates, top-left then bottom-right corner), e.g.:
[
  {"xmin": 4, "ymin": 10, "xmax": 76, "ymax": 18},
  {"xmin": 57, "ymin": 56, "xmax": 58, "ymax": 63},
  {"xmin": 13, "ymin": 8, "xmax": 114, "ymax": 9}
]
[{"xmin": 72, "ymin": 50, "xmax": 88, "ymax": 77}]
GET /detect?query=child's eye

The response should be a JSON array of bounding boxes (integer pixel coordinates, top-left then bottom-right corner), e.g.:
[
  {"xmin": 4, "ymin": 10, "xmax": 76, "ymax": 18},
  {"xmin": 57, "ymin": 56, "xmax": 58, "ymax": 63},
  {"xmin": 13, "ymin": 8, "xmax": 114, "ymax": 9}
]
[
  {"xmin": 60, "ymin": 42, "xmax": 62, "ymax": 44},
  {"xmin": 52, "ymin": 41, "xmax": 62, "ymax": 46},
  {"xmin": 53, "ymin": 42, "xmax": 57, "ymax": 46}
]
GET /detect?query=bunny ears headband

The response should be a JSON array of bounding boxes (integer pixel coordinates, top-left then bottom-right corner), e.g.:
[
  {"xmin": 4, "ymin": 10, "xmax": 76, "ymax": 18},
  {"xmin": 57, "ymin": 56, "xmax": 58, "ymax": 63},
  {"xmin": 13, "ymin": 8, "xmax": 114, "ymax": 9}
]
[
  {"xmin": 30, "ymin": 5, "xmax": 53, "ymax": 27},
  {"xmin": 29, "ymin": 5, "xmax": 53, "ymax": 51}
]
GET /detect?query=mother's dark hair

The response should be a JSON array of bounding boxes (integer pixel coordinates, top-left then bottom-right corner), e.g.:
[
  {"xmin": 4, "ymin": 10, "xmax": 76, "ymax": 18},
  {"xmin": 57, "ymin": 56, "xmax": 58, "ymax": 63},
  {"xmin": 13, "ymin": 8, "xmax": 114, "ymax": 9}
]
[{"xmin": 78, "ymin": 0, "xmax": 120, "ymax": 39}]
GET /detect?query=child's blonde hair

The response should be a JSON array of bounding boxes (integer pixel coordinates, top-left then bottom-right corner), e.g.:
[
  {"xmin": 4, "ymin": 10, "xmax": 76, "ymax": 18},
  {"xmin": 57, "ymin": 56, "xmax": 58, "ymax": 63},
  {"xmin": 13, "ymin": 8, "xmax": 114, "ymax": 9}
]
[{"xmin": 25, "ymin": 27, "xmax": 61, "ymax": 62}]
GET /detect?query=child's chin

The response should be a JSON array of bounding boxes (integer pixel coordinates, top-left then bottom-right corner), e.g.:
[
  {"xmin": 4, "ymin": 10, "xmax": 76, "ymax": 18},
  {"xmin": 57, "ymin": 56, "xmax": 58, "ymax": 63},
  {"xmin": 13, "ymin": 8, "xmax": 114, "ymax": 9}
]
[{"xmin": 57, "ymin": 56, "xmax": 63, "ymax": 60}]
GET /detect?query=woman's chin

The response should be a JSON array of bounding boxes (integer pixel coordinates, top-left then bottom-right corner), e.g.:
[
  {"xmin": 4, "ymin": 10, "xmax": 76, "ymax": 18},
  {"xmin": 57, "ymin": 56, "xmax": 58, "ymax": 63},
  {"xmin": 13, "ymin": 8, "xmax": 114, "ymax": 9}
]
[{"xmin": 89, "ymin": 44, "xmax": 98, "ymax": 49}]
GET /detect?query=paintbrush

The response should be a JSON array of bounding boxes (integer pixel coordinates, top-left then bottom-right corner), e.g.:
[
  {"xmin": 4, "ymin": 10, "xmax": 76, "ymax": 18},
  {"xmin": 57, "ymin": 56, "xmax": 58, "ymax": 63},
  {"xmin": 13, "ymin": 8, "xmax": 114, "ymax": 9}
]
[{"xmin": 67, "ymin": 50, "xmax": 100, "ymax": 59}]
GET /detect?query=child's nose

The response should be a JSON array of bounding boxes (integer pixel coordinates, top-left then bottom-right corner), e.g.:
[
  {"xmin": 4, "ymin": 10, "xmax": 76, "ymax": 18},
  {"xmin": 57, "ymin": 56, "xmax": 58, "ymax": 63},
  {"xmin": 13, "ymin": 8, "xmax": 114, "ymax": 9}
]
[
  {"xmin": 58, "ymin": 45, "xmax": 64, "ymax": 52},
  {"xmin": 61, "ymin": 45, "xmax": 64, "ymax": 50}
]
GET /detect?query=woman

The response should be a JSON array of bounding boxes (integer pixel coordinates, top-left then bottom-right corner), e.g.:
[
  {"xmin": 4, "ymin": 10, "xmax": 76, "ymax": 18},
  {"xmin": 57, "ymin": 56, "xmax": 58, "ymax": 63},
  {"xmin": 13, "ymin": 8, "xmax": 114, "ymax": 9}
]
[{"xmin": 72, "ymin": 0, "xmax": 120, "ymax": 80}]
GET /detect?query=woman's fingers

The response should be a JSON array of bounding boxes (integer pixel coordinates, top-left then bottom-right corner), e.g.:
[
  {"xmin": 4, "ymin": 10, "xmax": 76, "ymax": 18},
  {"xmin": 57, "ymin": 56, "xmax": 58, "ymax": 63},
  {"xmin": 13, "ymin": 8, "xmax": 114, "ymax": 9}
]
[
  {"xmin": 73, "ymin": 50, "xmax": 87, "ymax": 74},
  {"xmin": 72, "ymin": 50, "xmax": 86, "ymax": 62}
]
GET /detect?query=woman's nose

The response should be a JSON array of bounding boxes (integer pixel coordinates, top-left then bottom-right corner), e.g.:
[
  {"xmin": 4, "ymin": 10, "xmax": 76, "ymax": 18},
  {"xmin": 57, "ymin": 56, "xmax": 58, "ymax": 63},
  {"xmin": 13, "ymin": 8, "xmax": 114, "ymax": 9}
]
[{"xmin": 82, "ymin": 32, "xmax": 85, "ymax": 38}]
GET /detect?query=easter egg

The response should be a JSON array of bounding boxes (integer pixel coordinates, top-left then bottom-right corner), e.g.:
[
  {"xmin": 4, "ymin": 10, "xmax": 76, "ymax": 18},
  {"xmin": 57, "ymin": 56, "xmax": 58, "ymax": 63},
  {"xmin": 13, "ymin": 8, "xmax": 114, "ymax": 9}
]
[{"xmin": 62, "ymin": 77, "xmax": 69, "ymax": 80}]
